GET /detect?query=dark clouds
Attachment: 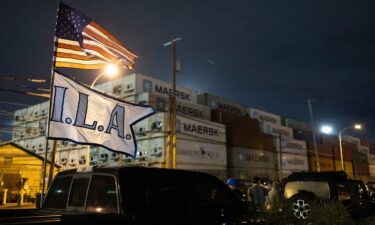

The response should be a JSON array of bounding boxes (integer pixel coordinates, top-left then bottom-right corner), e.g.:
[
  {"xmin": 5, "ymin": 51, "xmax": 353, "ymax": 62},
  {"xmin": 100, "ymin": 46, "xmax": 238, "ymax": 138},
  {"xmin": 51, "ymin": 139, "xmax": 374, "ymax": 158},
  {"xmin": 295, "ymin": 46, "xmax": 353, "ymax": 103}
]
[{"xmin": 1, "ymin": 0, "xmax": 375, "ymax": 140}]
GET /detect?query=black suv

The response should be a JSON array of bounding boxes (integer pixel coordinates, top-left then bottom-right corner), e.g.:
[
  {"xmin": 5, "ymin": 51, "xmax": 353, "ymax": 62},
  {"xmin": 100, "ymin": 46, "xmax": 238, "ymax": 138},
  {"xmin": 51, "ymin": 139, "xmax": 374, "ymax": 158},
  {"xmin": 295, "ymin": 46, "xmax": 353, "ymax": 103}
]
[{"xmin": 281, "ymin": 171, "xmax": 375, "ymax": 219}]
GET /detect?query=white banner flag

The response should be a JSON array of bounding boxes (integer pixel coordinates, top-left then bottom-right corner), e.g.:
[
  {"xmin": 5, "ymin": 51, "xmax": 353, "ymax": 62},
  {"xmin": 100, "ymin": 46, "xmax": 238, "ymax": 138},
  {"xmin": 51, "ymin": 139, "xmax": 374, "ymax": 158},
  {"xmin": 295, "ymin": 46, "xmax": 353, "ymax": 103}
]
[{"xmin": 48, "ymin": 72, "xmax": 154, "ymax": 156}]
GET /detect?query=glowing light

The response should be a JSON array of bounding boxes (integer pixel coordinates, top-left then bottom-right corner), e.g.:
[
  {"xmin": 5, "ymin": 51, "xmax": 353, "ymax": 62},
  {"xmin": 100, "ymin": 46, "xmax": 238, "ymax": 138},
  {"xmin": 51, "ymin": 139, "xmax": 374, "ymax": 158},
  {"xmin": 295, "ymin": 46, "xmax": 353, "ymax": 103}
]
[
  {"xmin": 104, "ymin": 64, "xmax": 118, "ymax": 77},
  {"xmin": 354, "ymin": 124, "xmax": 362, "ymax": 130},
  {"xmin": 321, "ymin": 125, "xmax": 333, "ymax": 134}
]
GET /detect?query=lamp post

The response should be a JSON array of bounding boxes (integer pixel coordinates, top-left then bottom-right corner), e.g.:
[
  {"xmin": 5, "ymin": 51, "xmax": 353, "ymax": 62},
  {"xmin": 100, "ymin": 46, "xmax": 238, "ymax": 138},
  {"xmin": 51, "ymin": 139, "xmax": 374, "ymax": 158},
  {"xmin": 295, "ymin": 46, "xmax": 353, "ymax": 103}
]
[
  {"xmin": 163, "ymin": 37, "xmax": 182, "ymax": 169},
  {"xmin": 338, "ymin": 124, "xmax": 362, "ymax": 171}
]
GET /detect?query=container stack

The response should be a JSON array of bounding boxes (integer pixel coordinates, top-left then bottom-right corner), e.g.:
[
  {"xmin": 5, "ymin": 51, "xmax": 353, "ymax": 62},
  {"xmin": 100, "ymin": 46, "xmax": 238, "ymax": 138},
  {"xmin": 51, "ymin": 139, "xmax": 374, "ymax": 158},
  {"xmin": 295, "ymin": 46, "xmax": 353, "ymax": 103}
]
[
  {"xmin": 12, "ymin": 101, "xmax": 89, "ymax": 169},
  {"xmin": 205, "ymin": 96, "xmax": 277, "ymax": 180},
  {"xmin": 248, "ymin": 108, "xmax": 309, "ymax": 178},
  {"xmin": 91, "ymin": 74, "xmax": 228, "ymax": 179}
]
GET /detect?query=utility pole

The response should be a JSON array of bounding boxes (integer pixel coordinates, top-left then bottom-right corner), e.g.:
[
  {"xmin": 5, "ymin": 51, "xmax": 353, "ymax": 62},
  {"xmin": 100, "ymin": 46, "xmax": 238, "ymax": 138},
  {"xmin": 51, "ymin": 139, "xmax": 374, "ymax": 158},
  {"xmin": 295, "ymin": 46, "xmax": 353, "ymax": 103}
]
[
  {"xmin": 163, "ymin": 37, "xmax": 182, "ymax": 169},
  {"xmin": 307, "ymin": 97, "xmax": 320, "ymax": 172},
  {"xmin": 279, "ymin": 134, "xmax": 283, "ymax": 180}
]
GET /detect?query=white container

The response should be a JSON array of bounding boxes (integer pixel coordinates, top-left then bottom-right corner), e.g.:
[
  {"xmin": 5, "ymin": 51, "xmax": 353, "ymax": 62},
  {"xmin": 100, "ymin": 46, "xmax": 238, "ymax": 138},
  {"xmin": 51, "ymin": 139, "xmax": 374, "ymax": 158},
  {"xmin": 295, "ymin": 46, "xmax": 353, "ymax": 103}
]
[
  {"xmin": 176, "ymin": 139, "xmax": 227, "ymax": 167},
  {"xmin": 176, "ymin": 115, "xmax": 226, "ymax": 143},
  {"xmin": 247, "ymin": 107, "xmax": 281, "ymax": 125},
  {"xmin": 342, "ymin": 136, "xmax": 361, "ymax": 146},
  {"xmin": 280, "ymin": 153, "xmax": 309, "ymax": 172},
  {"xmin": 274, "ymin": 137, "xmax": 307, "ymax": 155},
  {"xmin": 136, "ymin": 92, "xmax": 211, "ymax": 120},
  {"xmin": 261, "ymin": 122, "xmax": 293, "ymax": 138},
  {"xmin": 198, "ymin": 93, "xmax": 246, "ymax": 116},
  {"xmin": 133, "ymin": 113, "xmax": 226, "ymax": 143},
  {"xmin": 358, "ymin": 145, "xmax": 370, "ymax": 156},
  {"xmin": 227, "ymin": 147, "xmax": 276, "ymax": 169},
  {"xmin": 98, "ymin": 73, "xmax": 198, "ymax": 103}
]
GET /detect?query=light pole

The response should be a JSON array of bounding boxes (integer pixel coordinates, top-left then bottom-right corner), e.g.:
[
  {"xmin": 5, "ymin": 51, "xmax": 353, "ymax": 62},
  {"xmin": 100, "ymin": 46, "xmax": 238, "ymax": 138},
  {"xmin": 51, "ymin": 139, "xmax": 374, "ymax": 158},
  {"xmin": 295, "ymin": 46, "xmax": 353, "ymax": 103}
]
[
  {"xmin": 338, "ymin": 124, "xmax": 362, "ymax": 171},
  {"xmin": 163, "ymin": 37, "xmax": 182, "ymax": 169}
]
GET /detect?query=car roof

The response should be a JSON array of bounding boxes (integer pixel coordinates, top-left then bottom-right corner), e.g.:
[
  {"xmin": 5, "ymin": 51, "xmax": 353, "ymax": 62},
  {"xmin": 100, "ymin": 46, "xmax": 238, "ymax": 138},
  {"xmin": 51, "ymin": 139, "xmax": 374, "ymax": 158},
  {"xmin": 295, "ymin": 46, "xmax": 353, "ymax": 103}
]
[
  {"xmin": 55, "ymin": 166, "xmax": 213, "ymax": 178},
  {"xmin": 284, "ymin": 171, "xmax": 348, "ymax": 182}
]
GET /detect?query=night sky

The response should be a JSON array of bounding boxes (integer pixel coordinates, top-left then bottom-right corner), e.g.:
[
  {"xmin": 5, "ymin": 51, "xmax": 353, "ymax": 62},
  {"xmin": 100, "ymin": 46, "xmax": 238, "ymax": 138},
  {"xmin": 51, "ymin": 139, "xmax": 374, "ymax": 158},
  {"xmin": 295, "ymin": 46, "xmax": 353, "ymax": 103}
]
[{"xmin": 1, "ymin": 0, "xmax": 375, "ymax": 141}]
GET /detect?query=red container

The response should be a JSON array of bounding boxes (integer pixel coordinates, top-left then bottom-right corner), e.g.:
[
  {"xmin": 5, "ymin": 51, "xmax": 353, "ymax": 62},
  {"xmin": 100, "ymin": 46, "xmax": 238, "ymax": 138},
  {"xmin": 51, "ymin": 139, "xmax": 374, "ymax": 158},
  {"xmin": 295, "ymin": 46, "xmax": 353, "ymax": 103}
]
[{"xmin": 227, "ymin": 128, "xmax": 274, "ymax": 151}]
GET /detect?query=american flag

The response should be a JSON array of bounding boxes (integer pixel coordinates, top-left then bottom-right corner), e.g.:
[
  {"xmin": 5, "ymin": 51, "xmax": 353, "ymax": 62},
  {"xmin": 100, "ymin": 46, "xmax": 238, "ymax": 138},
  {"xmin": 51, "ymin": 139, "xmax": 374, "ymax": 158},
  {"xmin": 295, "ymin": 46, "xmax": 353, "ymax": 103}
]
[{"xmin": 54, "ymin": 3, "xmax": 137, "ymax": 70}]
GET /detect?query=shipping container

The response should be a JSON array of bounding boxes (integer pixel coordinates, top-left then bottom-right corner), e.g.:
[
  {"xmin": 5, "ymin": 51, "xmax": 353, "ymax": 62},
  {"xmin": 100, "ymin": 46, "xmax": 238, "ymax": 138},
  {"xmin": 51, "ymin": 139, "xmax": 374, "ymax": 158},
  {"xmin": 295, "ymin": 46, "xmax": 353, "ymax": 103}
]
[
  {"xmin": 358, "ymin": 145, "xmax": 370, "ymax": 155},
  {"xmin": 247, "ymin": 108, "xmax": 281, "ymax": 125},
  {"xmin": 101, "ymin": 73, "xmax": 198, "ymax": 103},
  {"xmin": 136, "ymin": 92, "xmax": 211, "ymax": 120},
  {"xmin": 279, "ymin": 153, "xmax": 309, "ymax": 172},
  {"xmin": 283, "ymin": 117, "xmax": 310, "ymax": 131},
  {"xmin": 342, "ymin": 135, "xmax": 361, "ymax": 146},
  {"xmin": 133, "ymin": 112, "xmax": 226, "ymax": 143},
  {"xmin": 211, "ymin": 110, "xmax": 260, "ymax": 132},
  {"xmin": 352, "ymin": 151, "xmax": 370, "ymax": 177},
  {"xmin": 293, "ymin": 129, "xmax": 323, "ymax": 145},
  {"xmin": 308, "ymin": 156, "xmax": 334, "ymax": 172},
  {"xmin": 261, "ymin": 122, "xmax": 293, "ymax": 138},
  {"xmin": 227, "ymin": 147, "xmax": 277, "ymax": 180},
  {"xmin": 274, "ymin": 137, "xmax": 307, "ymax": 155},
  {"xmin": 227, "ymin": 128, "xmax": 274, "ymax": 151},
  {"xmin": 198, "ymin": 93, "xmax": 246, "ymax": 116}
]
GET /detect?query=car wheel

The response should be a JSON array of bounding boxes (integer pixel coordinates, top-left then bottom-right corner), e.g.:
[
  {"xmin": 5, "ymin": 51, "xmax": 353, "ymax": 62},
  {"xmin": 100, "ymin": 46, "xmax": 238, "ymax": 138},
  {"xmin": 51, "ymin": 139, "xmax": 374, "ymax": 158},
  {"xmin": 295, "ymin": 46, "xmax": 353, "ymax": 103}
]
[{"xmin": 290, "ymin": 194, "xmax": 313, "ymax": 220}]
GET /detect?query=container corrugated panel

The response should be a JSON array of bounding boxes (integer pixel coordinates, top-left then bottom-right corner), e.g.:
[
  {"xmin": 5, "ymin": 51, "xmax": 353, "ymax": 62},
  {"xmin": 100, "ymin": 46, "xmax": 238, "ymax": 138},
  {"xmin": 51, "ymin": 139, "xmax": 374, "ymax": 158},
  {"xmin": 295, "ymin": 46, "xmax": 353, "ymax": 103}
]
[
  {"xmin": 352, "ymin": 151, "xmax": 370, "ymax": 176},
  {"xmin": 211, "ymin": 110, "xmax": 260, "ymax": 132},
  {"xmin": 261, "ymin": 122, "xmax": 293, "ymax": 138},
  {"xmin": 227, "ymin": 147, "xmax": 276, "ymax": 169},
  {"xmin": 358, "ymin": 145, "xmax": 370, "ymax": 155},
  {"xmin": 293, "ymin": 129, "xmax": 323, "ymax": 145},
  {"xmin": 247, "ymin": 107, "xmax": 281, "ymax": 125},
  {"xmin": 280, "ymin": 153, "xmax": 309, "ymax": 172},
  {"xmin": 308, "ymin": 156, "xmax": 334, "ymax": 172},
  {"xmin": 133, "ymin": 112, "xmax": 226, "ymax": 143},
  {"xmin": 342, "ymin": 135, "xmax": 361, "ymax": 146},
  {"xmin": 284, "ymin": 117, "xmax": 310, "ymax": 131},
  {"xmin": 98, "ymin": 73, "xmax": 198, "ymax": 103},
  {"xmin": 227, "ymin": 128, "xmax": 274, "ymax": 151},
  {"xmin": 274, "ymin": 137, "xmax": 307, "ymax": 155},
  {"xmin": 322, "ymin": 135, "xmax": 339, "ymax": 146},
  {"xmin": 198, "ymin": 93, "xmax": 247, "ymax": 116},
  {"xmin": 136, "ymin": 92, "xmax": 211, "ymax": 120}
]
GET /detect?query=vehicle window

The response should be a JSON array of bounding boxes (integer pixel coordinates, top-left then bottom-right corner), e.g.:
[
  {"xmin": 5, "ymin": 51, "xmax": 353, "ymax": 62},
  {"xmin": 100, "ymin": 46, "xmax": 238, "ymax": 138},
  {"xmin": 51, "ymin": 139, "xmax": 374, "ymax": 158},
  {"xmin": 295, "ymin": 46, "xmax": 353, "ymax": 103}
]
[
  {"xmin": 85, "ymin": 175, "xmax": 118, "ymax": 213},
  {"xmin": 44, "ymin": 176, "xmax": 72, "ymax": 209},
  {"xmin": 284, "ymin": 181, "xmax": 330, "ymax": 200},
  {"xmin": 336, "ymin": 183, "xmax": 350, "ymax": 201},
  {"xmin": 68, "ymin": 177, "xmax": 90, "ymax": 207},
  {"xmin": 145, "ymin": 174, "xmax": 187, "ymax": 214},
  {"xmin": 191, "ymin": 175, "xmax": 234, "ymax": 212},
  {"xmin": 348, "ymin": 181, "xmax": 367, "ymax": 201}
]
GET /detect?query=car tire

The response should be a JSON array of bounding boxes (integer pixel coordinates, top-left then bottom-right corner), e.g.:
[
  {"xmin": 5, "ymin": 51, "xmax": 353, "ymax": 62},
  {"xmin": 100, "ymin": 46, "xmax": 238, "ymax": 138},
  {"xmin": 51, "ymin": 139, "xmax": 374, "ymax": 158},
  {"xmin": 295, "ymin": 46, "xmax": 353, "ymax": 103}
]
[{"xmin": 290, "ymin": 193, "xmax": 314, "ymax": 220}]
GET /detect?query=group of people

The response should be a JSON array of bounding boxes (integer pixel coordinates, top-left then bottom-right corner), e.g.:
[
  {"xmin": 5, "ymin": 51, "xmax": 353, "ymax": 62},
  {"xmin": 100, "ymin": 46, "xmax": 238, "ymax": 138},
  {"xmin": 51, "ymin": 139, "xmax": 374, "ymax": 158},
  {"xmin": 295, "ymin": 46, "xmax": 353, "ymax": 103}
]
[{"xmin": 226, "ymin": 176, "xmax": 281, "ymax": 211}]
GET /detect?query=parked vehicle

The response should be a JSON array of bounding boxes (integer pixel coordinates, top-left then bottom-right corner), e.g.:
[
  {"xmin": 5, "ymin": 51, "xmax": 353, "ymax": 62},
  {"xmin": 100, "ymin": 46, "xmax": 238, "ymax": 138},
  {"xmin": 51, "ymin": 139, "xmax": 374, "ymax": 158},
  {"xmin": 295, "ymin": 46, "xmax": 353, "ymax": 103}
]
[
  {"xmin": 0, "ymin": 166, "xmax": 251, "ymax": 225},
  {"xmin": 280, "ymin": 171, "xmax": 375, "ymax": 220}
]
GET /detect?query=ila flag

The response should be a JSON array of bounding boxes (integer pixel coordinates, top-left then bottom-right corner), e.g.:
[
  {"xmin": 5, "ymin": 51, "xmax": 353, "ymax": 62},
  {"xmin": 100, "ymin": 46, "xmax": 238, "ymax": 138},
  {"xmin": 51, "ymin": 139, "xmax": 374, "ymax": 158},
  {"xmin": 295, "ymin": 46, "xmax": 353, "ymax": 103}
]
[{"xmin": 48, "ymin": 72, "xmax": 154, "ymax": 156}]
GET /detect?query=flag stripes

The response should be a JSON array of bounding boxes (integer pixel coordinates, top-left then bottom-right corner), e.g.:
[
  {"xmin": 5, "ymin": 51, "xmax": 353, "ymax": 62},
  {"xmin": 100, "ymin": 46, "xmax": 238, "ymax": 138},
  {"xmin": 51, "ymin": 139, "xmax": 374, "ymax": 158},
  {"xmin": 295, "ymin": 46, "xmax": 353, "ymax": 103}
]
[{"xmin": 54, "ymin": 3, "xmax": 137, "ymax": 70}]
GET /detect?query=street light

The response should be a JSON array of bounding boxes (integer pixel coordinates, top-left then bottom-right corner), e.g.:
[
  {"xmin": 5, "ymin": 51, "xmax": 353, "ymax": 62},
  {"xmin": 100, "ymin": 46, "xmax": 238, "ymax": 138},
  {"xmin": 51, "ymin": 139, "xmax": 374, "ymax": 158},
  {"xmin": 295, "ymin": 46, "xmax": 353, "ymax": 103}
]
[
  {"xmin": 90, "ymin": 63, "xmax": 119, "ymax": 88},
  {"xmin": 320, "ymin": 125, "xmax": 333, "ymax": 134},
  {"xmin": 338, "ymin": 124, "xmax": 362, "ymax": 171}
]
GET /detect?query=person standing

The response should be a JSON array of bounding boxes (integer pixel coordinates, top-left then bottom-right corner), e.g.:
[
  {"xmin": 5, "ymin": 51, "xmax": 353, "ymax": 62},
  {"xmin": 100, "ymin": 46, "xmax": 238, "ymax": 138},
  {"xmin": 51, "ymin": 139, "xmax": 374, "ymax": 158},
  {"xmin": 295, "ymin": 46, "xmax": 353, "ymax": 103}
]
[
  {"xmin": 267, "ymin": 181, "xmax": 280, "ymax": 209},
  {"xmin": 226, "ymin": 178, "xmax": 244, "ymax": 199},
  {"xmin": 248, "ymin": 176, "xmax": 266, "ymax": 211}
]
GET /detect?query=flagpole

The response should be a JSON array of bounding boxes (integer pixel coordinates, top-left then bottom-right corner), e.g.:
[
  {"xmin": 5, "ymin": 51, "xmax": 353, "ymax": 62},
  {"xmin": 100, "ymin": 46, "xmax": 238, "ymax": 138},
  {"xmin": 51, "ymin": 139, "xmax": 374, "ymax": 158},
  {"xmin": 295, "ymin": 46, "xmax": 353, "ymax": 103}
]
[{"xmin": 40, "ymin": 0, "xmax": 61, "ymax": 207}]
